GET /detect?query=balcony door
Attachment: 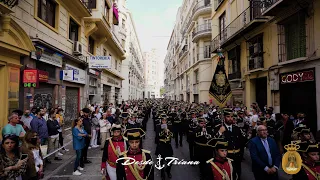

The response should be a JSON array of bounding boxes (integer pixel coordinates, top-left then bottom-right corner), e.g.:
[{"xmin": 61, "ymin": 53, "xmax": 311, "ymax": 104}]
[{"xmin": 219, "ymin": 12, "xmax": 226, "ymax": 42}]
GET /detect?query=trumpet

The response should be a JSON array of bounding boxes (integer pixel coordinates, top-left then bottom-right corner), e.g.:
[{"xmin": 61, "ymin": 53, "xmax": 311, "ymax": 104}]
[{"xmin": 202, "ymin": 127, "xmax": 212, "ymax": 139}]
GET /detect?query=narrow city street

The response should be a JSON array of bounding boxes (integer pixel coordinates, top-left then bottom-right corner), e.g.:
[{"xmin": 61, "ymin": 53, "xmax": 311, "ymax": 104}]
[{"xmin": 43, "ymin": 114, "xmax": 291, "ymax": 180}]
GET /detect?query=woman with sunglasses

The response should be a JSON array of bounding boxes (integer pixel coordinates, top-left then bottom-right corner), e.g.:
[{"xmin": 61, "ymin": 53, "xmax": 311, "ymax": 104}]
[
  {"xmin": 72, "ymin": 118, "xmax": 89, "ymax": 176},
  {"xmin": 0, "ymin": 135, "xmax": 27, "ymax": 179}
]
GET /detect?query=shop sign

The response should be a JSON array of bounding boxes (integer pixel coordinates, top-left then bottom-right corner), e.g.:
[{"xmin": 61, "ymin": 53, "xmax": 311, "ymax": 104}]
[
  {"xmin": 89, "ymin": 56, "xmax": 111, "ymax": 69},
  {"xmin": 64, "ymin": 64, "xmax": 86, "ymax": 84},
  {"xmin": 281, "ymin": 69, "xmax": 314, "ymax": 84},
  {"xmin": 38, "ymin": 70, "xmax": 49, "ymax": 82},
  {"xmin": 23, "ymin": 69, "xmax": 49, "ymax": 88},
  {"xmin": 89, "ymin": 69, "xmax": 100, "ymax": 76},
  {"xmin": 60, "ymin": 70, "xmax": 74, "ymax": 81},
  {"xmin": 31, "ymin": 51, "xmax": 63, "ymax": 67},
  {"xmin": 107, "ymin": 77, "xmax": 120, "ymax": 86},
  {"xmin": 23, "ymin": 70, "xmax": 37, "ymax": 83}
]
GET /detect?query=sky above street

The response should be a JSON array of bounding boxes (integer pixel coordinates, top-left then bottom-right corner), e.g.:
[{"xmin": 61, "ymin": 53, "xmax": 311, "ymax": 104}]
[{"xmin": 126, "ymin": 0, "xmax": 183, "ymax": 60}]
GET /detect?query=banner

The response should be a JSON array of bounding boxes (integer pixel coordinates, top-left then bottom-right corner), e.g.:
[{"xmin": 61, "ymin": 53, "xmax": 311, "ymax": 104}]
[{"xmin": 209, "ymin": 56, "xmax": 232, "ymax": 107}]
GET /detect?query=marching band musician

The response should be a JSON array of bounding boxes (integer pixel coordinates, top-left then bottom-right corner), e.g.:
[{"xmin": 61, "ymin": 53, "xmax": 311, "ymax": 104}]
[
  {"xmin": 127, "ymin": 113, "xmax": 141, "ymax": 129},
  {"xmin": 187, "ymin": 111, "xmax": 198, "ymax": 161},
  {"xmin": 155, "ymin": 115, "xmax": 174, "ymax": 180},
  {"xmin": 101, "ymin": 123, "xmax": 126, "ymax": 180},
  {"xmin": 292, "ymin": 142, "xmax": 320, "ymax": 180},
  {"xmin": 120, "ymin": 112, "xmax": 130, "ymax": 133},
  {"xmin": 171, "ymin": 107, "xmax": 183, "ymax": 148},
  {"xmin": 215, "ymin": 109, "xmax": 246, "ymax": 180},
  {"xmin": 194, "ymin": 117, "xmax": 214, "ymax": 180},
  {"xmin": 207, "ymin": 139, "xmax": 235, "ymax": 180},
  {"xmin": 116, "ymin": 128, "xmax": 154, "ymax": 180},
  {"xmin": 292, "ymin": 124, "xmax": 315, "ymax": 143}
]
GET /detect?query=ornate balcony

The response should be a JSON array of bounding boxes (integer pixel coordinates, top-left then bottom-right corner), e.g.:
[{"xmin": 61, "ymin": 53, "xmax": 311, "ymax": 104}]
[
  {"xmin": 211, "ymin": 6, "xmax": 268, "ymax": 53},
  {"xmin": 251, "ymin": 0, "xmax": 307, "ymax": 17},
  {"xmin": 62, "ymin": 0, "xmax": 91, "ymax": 17},
  {"xmin": 192, "ymin": 23, "xmax": 211, "ymax": 42},
  {"xmin": 179, "ymin": 45, "xmax": 188, "ymax": 59},
  {"xmin": 192, "ymin": 0, "xmax": 212, "ymax": 20}
]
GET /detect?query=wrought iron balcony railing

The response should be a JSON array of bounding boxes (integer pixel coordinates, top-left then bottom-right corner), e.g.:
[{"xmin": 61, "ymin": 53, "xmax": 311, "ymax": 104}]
[
  {"xmin": 80, "ymin": 0, "xmax": 92, "ymax": 13},
  {"xmin": 179, "ymin": 45, "xmax": 188, "ymax": 58},
  {"xmin": 0, "ymin": 0, "xmax": 19, "ymax": 8},
  {"xmin": 192, "ymin": 23, "xmax": 212, "ymax": 38},
  {"xmin": 193, "ymin": 0, "xmax": 212, "ymax": 15},
  {"xmin": 211, "ymin": 6, "xmax": 266, "ymax": 52}
]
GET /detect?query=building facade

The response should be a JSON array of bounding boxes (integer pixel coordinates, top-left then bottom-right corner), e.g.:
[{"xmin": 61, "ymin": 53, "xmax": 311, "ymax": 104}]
[
  {"xmin": 0, "ymin": 0, "xmax": 126, "ymax": 128},
  {"xmin": 144, "ymin": 49, "xmax": 161, "ymax": 98},
  {"xmin": 117, "ymin": 0, "xmax": 145, "ymax": 101},
  {"xmin": 164, "ymin": 0, "xmax": 212, "ymax": 103},
  {"xmin": 211, "ymin": 0, "xmax": 320, "ymax": 131}
]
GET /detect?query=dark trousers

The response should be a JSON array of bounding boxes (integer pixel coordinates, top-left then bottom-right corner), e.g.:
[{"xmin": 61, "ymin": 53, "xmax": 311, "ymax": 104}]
[
  {"xmin": 80, "ymin": 137, "xmax": 90, "ymax": 167},
  {"xmin": 188, "ymin": 142, "xmax": 194, "ymax": 161},
  {"xmin": 160, "ymin": 159, "xmax": 172, "ymax": 178},
  {"xmin": 174, "ymin": 130, "xmax": 183, "ymax": 146},
  {"xmin": 228, "ymin": 153, "xmax": 242, "ymax": 179},
  {"xmin": 74, "ymin": 149, "xmax": 82, "ymax": 172},
  {"xmin": 59, "ymin": 132, "xmax": 63, "ymax": 147}
]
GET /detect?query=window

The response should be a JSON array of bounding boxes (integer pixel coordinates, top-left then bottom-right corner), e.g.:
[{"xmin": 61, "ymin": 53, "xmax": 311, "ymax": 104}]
[
  {"xmin": 89, "ymin": 77, "xmax": 97, "ymax": 86},
  {"xmin": 219, "ymin": 12, "xmax": 226, "ymax": 41},
  {"xmin": 122, "ymin": 39, "xmax": 125, "ymax": 48},
  {"xmin": 115, "ymin": 60, "xmax": 118, "ymax": 70},
  {"xmin": 88, "ymin": 36, "xmax": 95, "ymax": 54},
  {"xmin": 88, "ymin": 0, "xmax": 96, "ymax": 9},
  {"xmin": 69, "ymin": 18, "xmax": 79, "ymax": 41},
  {"xmin": 38, "ymin": 0, "xmax": 56, "ymax": 27},
  {"xmin": 122, "ymin": 19, "xmax": 126, "ymax": 29},
  {"xmin": 104, "ymin": 2, "xmax": 110, "ymax": 22},
  {"xmin": 228, "ymin": 46, "xmax": 241, "ymax": 78},
  {"xmin": 103, "ymin": 49, "xmax": 107, "ymax": 56},
  {"xmin": 248, "ymin": 34, "xmax": 263, "ymax": 70},
  {"xmin": 278, "ymin": 12, "xmax": 306, "ymax": 62},
  {"xmin": 194, "ymin": 70, "xmax": 199, "ymax": 83},
  {"xmin": 204, "ymin": 41, "xmax": 211, "ymax": 58}
]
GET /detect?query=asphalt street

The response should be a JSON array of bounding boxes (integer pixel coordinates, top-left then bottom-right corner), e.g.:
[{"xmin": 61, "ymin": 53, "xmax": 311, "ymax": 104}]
[{"xmin": 43, "ymin": 115, "xmax": 292, "ymax": 180}]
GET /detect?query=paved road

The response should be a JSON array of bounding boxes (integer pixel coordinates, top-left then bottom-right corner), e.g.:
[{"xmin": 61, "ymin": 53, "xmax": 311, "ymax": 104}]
[{"xmin": 43, "ymin": 115, "xmax": 291, "ymax": 180}]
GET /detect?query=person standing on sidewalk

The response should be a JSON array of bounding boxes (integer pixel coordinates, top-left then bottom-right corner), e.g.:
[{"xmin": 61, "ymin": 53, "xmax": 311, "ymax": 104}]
[
  {"xmin": 47, "ymin": 110, "xmax": 62, "ymax": 163},
  {"xmin": 30, "ymin": 108, "xmax": 48, "ymax": 146},
  {"xmin": 99, "ymin": 113, "xmax": 112, "ymax": 150},
  {"xmin": 80, "ymin": 108, "xmax": 92, "ymax": 166},
  {"xmin": 90, "ymin": 111, "xmax": 100, "ymax": 148},
  {"xmin": 72, "ymin": 118, "xmax": 88, "ymax": 176},
  {"xmin": 56, "ymin": 108, "xmax": 69, "ymax": 152}
]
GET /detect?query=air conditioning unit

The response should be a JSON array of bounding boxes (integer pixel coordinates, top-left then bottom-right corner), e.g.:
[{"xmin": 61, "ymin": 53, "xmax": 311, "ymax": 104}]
[{"xmin": 73, "ymin": 41, "xmax": 83, "ymax": 56}]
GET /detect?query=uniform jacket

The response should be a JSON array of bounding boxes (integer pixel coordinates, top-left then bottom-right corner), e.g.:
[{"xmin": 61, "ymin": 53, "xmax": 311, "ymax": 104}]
[{"xmin": 116, "ymin": 149, "xmax": 154, "ymax": 180}]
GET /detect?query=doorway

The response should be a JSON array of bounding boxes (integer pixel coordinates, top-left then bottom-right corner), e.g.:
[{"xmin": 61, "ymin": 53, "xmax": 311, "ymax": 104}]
[
  {"xmin": 280, "ymin": 80, "xmax": 317, "ymax": 133},
  {"xmin": 255, "ymin": 77, "xmax": 267, "ymax": 111}
]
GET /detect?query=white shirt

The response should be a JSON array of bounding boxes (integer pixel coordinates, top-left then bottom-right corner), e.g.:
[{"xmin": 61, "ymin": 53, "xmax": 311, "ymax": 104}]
[{"xmin": 225, "ymin": 124, "xmax": 232, "ymax": 132}]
